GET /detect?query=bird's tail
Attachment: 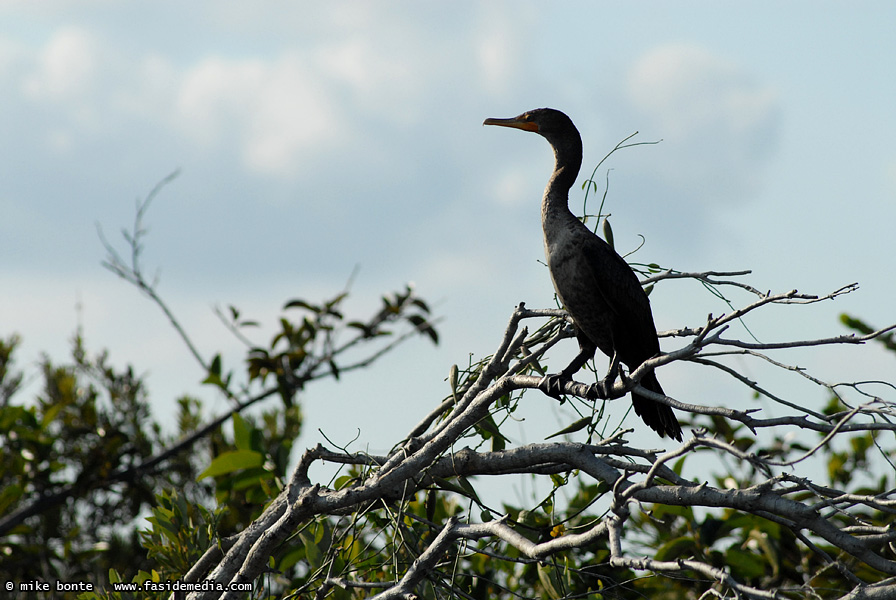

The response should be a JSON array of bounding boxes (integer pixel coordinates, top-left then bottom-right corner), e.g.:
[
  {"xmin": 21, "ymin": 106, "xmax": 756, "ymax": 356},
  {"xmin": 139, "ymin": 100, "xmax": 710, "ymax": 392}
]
[{"xmin": 631, "ymin": 371, "xmax": 682, "ymax": 441}]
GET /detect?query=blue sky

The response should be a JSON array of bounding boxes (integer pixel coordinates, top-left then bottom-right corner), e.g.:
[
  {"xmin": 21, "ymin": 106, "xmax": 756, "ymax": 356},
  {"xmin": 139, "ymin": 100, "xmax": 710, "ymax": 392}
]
[{"xmin": 2, "ymin": 2, "xmax": 894, "ymax": 462}]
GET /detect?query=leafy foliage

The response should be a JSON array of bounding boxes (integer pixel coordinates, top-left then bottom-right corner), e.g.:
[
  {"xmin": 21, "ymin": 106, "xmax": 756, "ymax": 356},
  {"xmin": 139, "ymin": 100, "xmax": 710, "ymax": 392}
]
[
  {"xmin": 0, "ymin": 273, "xmax": 438, "ymax": 598},
  {"xmin": 5, "ymin": 173, "xmax": 896, "ymax": 600},
  {"xmin": 0, "ymin": 333, "xmax": 206, "ymax": 585},
  {"xmin": 1, "ymin": 175, "xmax": 440, "ymax": 599}
]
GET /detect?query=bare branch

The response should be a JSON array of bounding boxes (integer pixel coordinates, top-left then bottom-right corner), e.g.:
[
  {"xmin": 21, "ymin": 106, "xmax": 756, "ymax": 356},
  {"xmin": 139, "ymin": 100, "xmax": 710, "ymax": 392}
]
[{"xmin": 180, "ymin": 279, "xmax": 896, "ymax": 599}]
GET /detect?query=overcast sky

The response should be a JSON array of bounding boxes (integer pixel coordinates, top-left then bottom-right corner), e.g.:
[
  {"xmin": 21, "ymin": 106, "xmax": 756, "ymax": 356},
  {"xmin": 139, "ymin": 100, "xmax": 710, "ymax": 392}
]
[{"xmin": 2, "ymin": 2, "xmax": 895, "ymax": 465}]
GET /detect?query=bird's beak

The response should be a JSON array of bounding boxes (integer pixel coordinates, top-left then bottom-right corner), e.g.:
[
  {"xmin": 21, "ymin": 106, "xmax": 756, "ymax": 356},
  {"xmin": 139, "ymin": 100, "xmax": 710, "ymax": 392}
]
[{"xmin": 483, "ymin": 116, "xmax": 539, "ymax": 133}]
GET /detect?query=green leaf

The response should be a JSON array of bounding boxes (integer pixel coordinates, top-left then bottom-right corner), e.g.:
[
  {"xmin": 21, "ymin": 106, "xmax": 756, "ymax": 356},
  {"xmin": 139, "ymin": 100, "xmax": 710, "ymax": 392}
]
[
  {"xmin": 334, "ymin": 475, "xmax": 353, "ymax": 490},
  {"xmin": 347, "ymin": 321, "xmax": 374, "ymax": 337},
  {"xmin": 698, "ymin": 517, "xmax": 725, "ymax": 545},
  {"xmin": 475, "ymin": 414, "xmax": 509, "ymax": 451},
  {"xmin": 537, "ymin": 563, "xmax": 563, "ymax": 600},
  {"xmin": 209, "ymin": 353, "xmax": 221, "ymax": 375},
  {"xmin": 457, "ymin": 476, "xmax": 482, "ymax": 504},
  {"xmin": 602, "ymin": 218, "xmax": 614, "ymax": 249},
  {"xmin": 284, "ymin": 298, "xmax": 317, "ymax": 312},
  {"xmin": 198, "ymin": 449, "xmax": 264, "ymax": 480},
  {"xmin": 426, "ymin": 488, "xmax": 437, "ymax": 522},
  {"xmin": 202, "ymin": 354, "xmax": 223, "ymax": 385},
  {"xmin": 300, "ymin": 530, "xmax": 323, "ymax": 569},
  {"xmin": 328, "ymin": 359, "xmax": 340, "ymax": 380},
  {"xmin": 672, "ymin": 455, "xmax": 687, "ymax": 476},
  {"xmin": 40, "ymin": 401, "xmax": 63, "ymax": 427},
  {"xmin": 0, "ymin": 483, "xmax": 23, "ymax": 514},
  {"xmin": 324, "ymin": 291, "xmax": 348, "ymax": 315},
  {"xmin": 655, "ymin": 536, "xmax": 698, "ymax": 562},
  {"xmin": 407, "ymin": 314, "xmax": 439, "ymax": 344},
  {"xmin": 232, "ymin": 413, "xmax": 251, "ymax": 451},
  {"xmin": 412, "ymin": 297, "xmax": 431, "ymax": 313},
  {"xmin": 278, "ymin": 545, "xmax": 305, "ymax": 573},
  {"xmin": 433, "ymin": 476, "xmax": 474, "ymax": 499},
  {"xmin": 839, "ymin": 313, "xmax": 870, "ymax": 333},
  {"xmin": 549, "ymin": 473, "xmax": 568, "ymax": 488},
  {"xmin": 546, "ymin": 417, "xmax": 591, "ymax": 439},
  {"xmin": 725, "ymin": 546, "xmax": 767, "ymax": 580}
]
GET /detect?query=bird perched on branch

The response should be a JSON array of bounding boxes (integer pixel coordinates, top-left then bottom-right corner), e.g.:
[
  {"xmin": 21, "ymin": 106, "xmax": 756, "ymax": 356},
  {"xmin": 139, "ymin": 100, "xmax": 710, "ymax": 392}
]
[{"xmin": 484, "ymin": 108, "xmax": 682, "ymax": 441}]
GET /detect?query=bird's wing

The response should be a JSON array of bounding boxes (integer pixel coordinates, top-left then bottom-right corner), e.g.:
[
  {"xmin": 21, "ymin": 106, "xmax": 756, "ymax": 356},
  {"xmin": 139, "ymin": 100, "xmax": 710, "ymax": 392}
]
[{"xmin": 579, "ymin": 232, "xmax": 661, "ymax": 364}]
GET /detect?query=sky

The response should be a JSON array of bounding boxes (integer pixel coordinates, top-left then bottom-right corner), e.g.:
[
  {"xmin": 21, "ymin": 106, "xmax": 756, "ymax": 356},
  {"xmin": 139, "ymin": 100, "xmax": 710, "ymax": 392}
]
[{"xmin": 2, "ymin": 2, "xmax": 895, "ymax": 483}]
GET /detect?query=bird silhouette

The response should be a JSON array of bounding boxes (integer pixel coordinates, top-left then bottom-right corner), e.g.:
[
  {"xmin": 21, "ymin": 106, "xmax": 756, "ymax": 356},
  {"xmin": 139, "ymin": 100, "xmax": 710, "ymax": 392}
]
[{"xmin": 485, "ymin": 108, "xmax": 682, "ymax": 440}]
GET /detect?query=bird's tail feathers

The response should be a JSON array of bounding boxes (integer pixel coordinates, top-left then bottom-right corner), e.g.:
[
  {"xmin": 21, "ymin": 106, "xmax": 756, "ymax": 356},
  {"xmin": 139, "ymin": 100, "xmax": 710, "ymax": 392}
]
[{"xmin": 631, "ymin": 371, "xmax": 682, "ymax": 441}]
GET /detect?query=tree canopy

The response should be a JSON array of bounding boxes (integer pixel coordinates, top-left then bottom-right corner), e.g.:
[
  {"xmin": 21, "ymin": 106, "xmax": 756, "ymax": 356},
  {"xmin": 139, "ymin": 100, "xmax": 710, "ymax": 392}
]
[{"xmin": 2, "ymin": 166, "xmax": 895, "ymax": 600}]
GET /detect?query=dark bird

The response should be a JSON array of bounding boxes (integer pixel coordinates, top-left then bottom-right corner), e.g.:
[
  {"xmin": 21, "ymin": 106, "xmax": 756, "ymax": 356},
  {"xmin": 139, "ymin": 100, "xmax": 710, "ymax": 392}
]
[{"xmin": 484, "ymin": 108, "xmax": 682, "ymax": 441}]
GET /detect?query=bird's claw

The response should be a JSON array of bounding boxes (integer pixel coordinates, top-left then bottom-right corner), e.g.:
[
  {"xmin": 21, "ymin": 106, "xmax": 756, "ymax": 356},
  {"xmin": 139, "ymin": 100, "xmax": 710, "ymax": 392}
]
[
  {"xmin": 538, "ymin": 374, "xmax": 570, "ymax": 402},
  {"xmin": 587, "ymin": 364, "xmax": 620, "ymax": 399},
  {"xmin": 617, "ymin": 368, "xmax": 633, "ymax": 390},
  {"xmin": 588, "ymin": 376, "xmax": 613, "ymax": 399}
]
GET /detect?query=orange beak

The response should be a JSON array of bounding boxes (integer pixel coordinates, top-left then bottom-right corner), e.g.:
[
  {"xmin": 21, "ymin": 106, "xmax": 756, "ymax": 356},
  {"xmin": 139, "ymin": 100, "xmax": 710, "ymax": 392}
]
[{"xmin": 483, "ymin": 116, "xmax": 539, "ymax": 133}]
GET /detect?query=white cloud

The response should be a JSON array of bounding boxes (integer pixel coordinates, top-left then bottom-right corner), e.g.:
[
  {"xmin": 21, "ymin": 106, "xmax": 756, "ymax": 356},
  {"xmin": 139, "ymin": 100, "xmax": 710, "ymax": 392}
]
[
  {"xmin": 2, "ymin": 6, "xmax": 520, "ymax": 182},
  {"xmin": 8, "ymin": 36, "xmax": 341, "ymax": 179},
  {"xmin": 319, "ymin": 38, "xmax": 411, "ymax": 97},
  {"xmin": 174, "ymin": 54, "xmax": 344, "ymax": 175},
  {"xmin": 628, "ymin": 44, "xmax": 777, "ymax": 137},
  {"xmin": 7, "ymin": 26, "xmax": 352, "ymax": 179},
  {"xmin": 626, "ymin": 43, "xmax": 780, "ymax": 203},
  {"xmin": 474, "ymin": 12, "xmax": 528, "ymax": 98},
  {"xmin": 23, "ymin": 26, "xmax": 98, "ymax": 99}
]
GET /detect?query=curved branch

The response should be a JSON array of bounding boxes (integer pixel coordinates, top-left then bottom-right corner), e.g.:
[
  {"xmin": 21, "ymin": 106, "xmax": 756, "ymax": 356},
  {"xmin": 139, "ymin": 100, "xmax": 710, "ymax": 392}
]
[{"xmin": 182, "ymin": 284, "xmax": 896, "ymax": 599}]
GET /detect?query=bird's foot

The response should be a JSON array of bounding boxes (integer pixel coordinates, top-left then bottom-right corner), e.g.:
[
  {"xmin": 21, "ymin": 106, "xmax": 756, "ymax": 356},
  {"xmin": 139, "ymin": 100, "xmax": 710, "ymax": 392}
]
[
  {"xmin": 588, "ymin": 375, "xmax": 614, "ymax": 400},
  {"xmin": 616, "ymin": 368, "xmax": 634, "ymax": 392},
  {"xmin": 538, "ymin": 374, "xmax": 571, "ymax": 403},
  {"xmin": 588, "ymin": 355, "xmax": 621, "ymax": 399}
]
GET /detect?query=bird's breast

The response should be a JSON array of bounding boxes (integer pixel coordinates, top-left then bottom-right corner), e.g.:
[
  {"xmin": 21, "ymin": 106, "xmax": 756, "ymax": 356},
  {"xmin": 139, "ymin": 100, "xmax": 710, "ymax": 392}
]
[{"xmin": 542, "ymin": 218, "xmax": 615, "ymax": 355}]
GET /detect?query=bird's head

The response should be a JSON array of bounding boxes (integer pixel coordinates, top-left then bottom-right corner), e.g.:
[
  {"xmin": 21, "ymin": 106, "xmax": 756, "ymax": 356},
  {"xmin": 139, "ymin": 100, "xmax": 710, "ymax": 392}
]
[
  {"xmin": 484, "ymin": 108, "xmax": 581, "ymax": 158},
  {"xmin": 484, "ymin": 108, "xmax": 575, "ymax": 139}
]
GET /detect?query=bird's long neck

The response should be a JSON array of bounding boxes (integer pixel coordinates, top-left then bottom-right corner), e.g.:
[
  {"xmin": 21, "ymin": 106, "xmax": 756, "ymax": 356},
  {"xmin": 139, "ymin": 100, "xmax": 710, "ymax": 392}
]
[{"xmin": 541, "ymin": 133, "xmax": 583, "ymax": 223}]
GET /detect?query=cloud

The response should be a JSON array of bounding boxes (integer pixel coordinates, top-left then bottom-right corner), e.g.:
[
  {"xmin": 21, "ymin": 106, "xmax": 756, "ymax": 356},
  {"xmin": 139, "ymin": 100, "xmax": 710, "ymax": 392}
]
[
  {"xmin": 625, "ymin": 43, "xmax": 780, "ymax": 204},
  {"xmin": 23, "ymin": 26, "xmax": 98, "ymax": 100},
  {"xmin": 473, "ymin": 4, "xmax": 533, "ymax": 98},
  {"xmin": 174, "ymin": 53, "xmax": 344, "ymax": 177},
  {"xmin": 2, "ymin": 5, "xmax": 532, "ymax": 184},
  {"xmin": 3, "ymin": 26, "xmax": 355, "ymax": 179}
]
